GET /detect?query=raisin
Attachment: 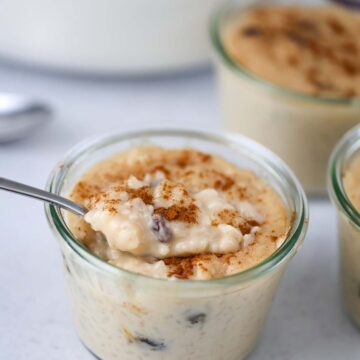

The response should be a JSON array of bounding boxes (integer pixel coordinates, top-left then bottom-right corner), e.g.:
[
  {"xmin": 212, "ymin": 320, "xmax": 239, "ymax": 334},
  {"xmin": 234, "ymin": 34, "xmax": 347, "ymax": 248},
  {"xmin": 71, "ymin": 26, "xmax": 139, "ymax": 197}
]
[
  {"xmin": 242, "ymin": 26, "xmax": 262, "ymax": 37},
  {"xmin": 136, "ymin": 337, "xmax": 166, "ymax": 351},
  {"xmin": 151, "ymin": 214, "xmax": 173, "ymax": 243},
  {"xmin": 187, "ymin": 313, "xmax": 207, "ymax": 325}
]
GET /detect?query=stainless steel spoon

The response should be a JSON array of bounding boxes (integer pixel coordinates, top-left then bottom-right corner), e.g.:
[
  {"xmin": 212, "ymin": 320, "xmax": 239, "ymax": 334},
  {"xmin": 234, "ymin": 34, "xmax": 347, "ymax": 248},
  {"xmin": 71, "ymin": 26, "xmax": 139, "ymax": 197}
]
[
  {"xmin": 0, "ymin": 93, "xmax": 52, "ymax": 143},
  {"xmin": 0, "ymin": 177, "xmax": 87, "ymax": 216}
]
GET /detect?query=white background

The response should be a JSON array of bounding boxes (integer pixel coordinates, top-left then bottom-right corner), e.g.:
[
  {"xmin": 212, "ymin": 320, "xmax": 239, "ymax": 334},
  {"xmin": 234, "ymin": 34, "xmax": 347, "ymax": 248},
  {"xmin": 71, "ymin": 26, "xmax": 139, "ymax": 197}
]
[{"xmin": 0, "ymin": 61, "xmax": 359, "ymax": 359}]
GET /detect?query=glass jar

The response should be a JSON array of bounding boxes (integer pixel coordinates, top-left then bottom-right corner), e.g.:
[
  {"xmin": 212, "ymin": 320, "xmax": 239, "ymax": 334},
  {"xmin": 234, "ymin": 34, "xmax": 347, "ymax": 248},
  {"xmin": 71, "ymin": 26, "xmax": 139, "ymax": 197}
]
[
  {"xmin": 210, "ymin": 0, "xmax": 360, "ymax": 195},
  {"xmin": 328, "ymin": 124, "xmax": 360, "ymax": 329},
  {"xmin": 45, "ymin": 129, "xmax": 308, "ymax": 360}
]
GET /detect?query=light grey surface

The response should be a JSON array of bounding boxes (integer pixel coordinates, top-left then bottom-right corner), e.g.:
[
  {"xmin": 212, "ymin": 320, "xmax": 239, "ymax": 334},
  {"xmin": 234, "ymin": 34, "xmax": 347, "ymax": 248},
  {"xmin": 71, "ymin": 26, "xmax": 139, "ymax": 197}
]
[{"xmin": 0, "ymin": 63, "xmax": 359, "ymax": 360}]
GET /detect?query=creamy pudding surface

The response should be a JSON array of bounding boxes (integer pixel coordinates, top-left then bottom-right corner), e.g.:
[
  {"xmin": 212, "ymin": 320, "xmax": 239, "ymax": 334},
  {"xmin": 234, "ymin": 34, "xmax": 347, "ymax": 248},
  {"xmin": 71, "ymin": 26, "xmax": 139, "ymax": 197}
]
[
  {"xmin": 66, "ymin": 146, "xmax": 289, "ymax": 280},
  {"xmin": 224, "ymin": 5, "xmax": 360, "ymax": 97}
]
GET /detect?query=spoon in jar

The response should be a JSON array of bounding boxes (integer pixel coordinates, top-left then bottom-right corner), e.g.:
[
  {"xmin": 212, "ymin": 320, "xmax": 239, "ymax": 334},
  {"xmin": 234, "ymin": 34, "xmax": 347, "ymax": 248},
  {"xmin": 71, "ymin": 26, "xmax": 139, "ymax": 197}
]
[
  {"xmin": 0, "ymin": 177, "xmax": 87, "ymax": 216},
  {"xmin": 0, "ymin": 93, "xmax": 52, "ymax": 143}
]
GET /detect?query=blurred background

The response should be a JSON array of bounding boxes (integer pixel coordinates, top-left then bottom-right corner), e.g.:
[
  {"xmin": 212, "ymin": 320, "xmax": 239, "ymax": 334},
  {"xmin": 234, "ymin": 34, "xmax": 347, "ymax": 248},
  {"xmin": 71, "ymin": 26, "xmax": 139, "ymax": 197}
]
[{"xmin": 1, "ymin": 0, "xmax": 360, "ymax": 359}]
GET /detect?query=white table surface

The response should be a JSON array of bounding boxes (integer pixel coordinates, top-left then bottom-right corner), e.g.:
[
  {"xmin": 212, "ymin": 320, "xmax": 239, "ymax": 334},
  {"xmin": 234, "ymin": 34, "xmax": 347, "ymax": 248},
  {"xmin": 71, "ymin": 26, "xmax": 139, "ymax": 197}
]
[{"xmin": 0, "ymin": 62, "xmax": 359, "ymax": 360}]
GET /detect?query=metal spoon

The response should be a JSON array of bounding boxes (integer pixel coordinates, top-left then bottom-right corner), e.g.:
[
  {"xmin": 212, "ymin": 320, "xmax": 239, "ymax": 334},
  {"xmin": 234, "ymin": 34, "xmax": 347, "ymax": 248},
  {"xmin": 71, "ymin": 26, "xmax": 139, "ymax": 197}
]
[
  {"xmin": 0, "ymin": 177, "xmax": 87, "ymax": 217},
  {"xmin": 0, "ymin": 93, "xmax": 52, "ymax": 143}
]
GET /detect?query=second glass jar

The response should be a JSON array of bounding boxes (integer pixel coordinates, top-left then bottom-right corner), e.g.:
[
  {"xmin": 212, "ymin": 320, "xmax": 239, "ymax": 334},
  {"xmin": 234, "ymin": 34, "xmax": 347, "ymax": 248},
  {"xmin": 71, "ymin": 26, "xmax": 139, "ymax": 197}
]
[{"xmin": 210, "ymin": 0, "xmax": 360, "ymax": 195}]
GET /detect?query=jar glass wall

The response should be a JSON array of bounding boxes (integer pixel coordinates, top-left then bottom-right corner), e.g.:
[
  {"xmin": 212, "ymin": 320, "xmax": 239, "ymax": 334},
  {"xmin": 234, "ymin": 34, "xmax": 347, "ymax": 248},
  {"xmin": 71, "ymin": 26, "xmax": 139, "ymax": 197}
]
[
  {"xmin": 328, "ymin": 124, "xmax": 360, "ymax": 329},
  {"xmin": 45, "ymin": 130, "xmax": 308, "ymax": 360}
]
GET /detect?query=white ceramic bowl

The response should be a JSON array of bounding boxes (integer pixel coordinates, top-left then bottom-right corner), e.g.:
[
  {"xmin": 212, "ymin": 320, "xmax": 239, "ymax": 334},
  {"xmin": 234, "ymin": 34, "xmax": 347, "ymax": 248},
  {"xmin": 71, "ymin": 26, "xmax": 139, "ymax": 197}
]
[{"xmin": 0, "ymin": 0, "xmax": 220, "ymax": 75}]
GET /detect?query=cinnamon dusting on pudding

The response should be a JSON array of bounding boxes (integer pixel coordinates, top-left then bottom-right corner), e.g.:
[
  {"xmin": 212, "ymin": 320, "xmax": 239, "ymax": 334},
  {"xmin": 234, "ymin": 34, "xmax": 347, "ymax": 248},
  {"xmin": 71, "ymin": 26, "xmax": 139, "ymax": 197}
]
[
  {"xmin": 154, "ymin": 204, "xmax": 198, "ymax": 224},
  {"xmin": 66, "ymin": 146, "xmax": 289, "ymax": 280},
  {"xmin": 224, "ymin": 5, "xmax": 360, "ymax": 97}
]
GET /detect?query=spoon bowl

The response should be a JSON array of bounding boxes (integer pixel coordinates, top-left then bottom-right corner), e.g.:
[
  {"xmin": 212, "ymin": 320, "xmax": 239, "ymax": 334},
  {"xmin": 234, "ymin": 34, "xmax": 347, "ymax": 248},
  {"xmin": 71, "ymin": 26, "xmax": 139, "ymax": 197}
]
[{"xmin": 0, "ymin": 93, "xmax": 52, "ymax": 143}]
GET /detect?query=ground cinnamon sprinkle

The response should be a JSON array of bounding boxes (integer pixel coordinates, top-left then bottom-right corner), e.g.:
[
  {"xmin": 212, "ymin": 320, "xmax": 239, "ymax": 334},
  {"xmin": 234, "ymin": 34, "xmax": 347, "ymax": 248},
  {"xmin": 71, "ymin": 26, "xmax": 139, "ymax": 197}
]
[
  {"xmin": 87, "ymin": 177, "xmax": 200, "ymax": 223},
  {"xmin": 239, "ymin": 219, "xmax": 260, "ymax": 235},
  {"xmin": 165, "ymin": 253, "xmax": 237, "ymax": 279},
  {"xmin": 87, "ymin": 184, "xmax": 154, "ymax": 212},
  {"xmin": 213, "ymin": 209, "xmax": 260, "ymax": 235},
  {"xmin": 327, "ymin": 17, "xmax": 346, "ymax": 35},
  {"xmin": 67, "ymin": 146, "xmax": 290, "ymax": 279},
  {"xmin": 214, "ymin": 209, "xmax": 238, "ymax": 226},
  {"xmin": 165, "ymin": 257, "xmax": 195, "ymax": 279},
  {"xmin": 165, "ymin": 255, "xmax": 212, "ymax": 279},
  {"xmin": 126, "ymin": 186, "xmax": 153, "ymax": 205},
  {"xmin": 72, "ymin": 181, "xmax": 100, "ymax": 200},
  {"xmin": 108, "ymin": 206, "xmax": 117, "ymax": 214},
  {"xmin": 212, "ymin": 171, "xmax": 235, "ymax": 191},
  {"xmin": 154, "ymin": 203, "xmax": 198, "ymax": 224},
  {"xmin": 227, "ymin": 5, "xmax": 360, "ymax": 97},
  {"xmin": 176, "ymin": 151, "xmax": 191, "ymax": 168}
]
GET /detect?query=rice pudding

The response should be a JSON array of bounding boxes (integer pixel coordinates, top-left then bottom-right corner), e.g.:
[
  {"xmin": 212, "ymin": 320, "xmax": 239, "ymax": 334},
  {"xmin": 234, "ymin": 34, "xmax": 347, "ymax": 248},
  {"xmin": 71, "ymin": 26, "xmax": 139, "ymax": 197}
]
[
  {"xmin": 211, "ymin": 2, "xmax": 360, "ymax": 194},
  {"xmin": 67, "ymin": 146, "xmax": 288, "ymax": 280},
  {"xmin": 46, "ymin": 131, "xmax": 308, "ymax": 360}
]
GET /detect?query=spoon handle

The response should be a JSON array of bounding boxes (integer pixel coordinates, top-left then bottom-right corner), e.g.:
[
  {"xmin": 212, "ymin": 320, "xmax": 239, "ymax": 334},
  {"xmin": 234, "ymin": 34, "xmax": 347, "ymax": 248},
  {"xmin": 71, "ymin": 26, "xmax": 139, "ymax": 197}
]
[{"xmin": 0, "ymin": 177, "xmax": 87, "ymax": 216}]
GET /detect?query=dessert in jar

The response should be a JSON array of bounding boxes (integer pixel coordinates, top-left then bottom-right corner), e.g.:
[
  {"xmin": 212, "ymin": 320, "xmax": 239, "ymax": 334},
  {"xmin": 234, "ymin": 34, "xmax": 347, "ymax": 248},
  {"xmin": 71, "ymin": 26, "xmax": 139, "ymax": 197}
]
[
  {"xmin": 211, "ymin": 0, "xmax": 360, "ymax": 194},
  {"xmin": 45, "ymin": 130, "xmax": 308, "ymax": 360},
  {"xmin": 328, "ymin": 124, "xmax": 360, "ymax": 329}
]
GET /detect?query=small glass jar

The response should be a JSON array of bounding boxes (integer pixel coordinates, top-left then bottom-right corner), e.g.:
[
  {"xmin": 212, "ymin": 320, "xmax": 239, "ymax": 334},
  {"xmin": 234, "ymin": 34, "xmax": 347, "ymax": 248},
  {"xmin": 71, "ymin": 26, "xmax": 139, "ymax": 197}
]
[
  {"xmin": 45, "ymin": 129, "xmax": 308, "ymax": 360},
  {"xmin": 328, "ymin": 125, "xmax": 360, "ymax": 329},
  {"xmin": 210, "ymin": 0, "xmax": 360, "ymax": 195}
]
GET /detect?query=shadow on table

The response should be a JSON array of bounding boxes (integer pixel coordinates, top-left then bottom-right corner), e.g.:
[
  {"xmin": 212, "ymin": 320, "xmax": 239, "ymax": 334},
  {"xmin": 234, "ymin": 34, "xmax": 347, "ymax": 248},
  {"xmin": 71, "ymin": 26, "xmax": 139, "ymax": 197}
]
[{"xmin": 0, "ymin": 56, "xmax": 213, "ymax": 85}]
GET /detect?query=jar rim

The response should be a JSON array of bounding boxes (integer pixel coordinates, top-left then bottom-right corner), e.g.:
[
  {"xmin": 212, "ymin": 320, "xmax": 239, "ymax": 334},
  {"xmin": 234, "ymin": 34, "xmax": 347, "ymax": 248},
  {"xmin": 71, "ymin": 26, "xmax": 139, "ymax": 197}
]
[
  {"xmin": 45, "ymin": 129, "xmax": 308, "ymax": 290},
  {"xmin": 328, "ymin": 124, "xmax": 360, "ymax": 228},
  {"xmin": 209, "ymin": 0, "xmax": 360, "ymax": 106}
]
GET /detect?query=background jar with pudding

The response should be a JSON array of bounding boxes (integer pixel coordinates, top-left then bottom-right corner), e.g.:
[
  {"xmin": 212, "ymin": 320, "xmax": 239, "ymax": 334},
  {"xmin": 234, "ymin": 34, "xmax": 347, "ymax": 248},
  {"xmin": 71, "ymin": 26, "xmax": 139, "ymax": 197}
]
[
  {"xmin": 210, "ymin": 0, "xmax": 360, "ymax": 195},
  {"xmin": 45, "ymin": 130, "xmax": 308, "ymax": 360},
  {"xmin": 328, "ymin": 124, "xmax": 360, "ymax": 329}
]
